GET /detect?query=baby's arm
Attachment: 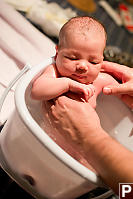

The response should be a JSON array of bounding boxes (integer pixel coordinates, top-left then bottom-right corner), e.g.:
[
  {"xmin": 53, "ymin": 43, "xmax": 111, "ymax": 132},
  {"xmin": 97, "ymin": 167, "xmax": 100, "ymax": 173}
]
[
  {"xmin": 31, "ymin": 64, "xmax": 69, "ymax": 100},
  {"xmin": 31, "ymin": 64, "xmax": 95, "ymax": 101}
]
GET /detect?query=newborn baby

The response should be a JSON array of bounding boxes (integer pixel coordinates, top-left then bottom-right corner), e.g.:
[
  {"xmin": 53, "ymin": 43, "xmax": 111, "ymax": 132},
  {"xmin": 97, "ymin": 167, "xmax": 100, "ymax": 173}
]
[{"xmin": 31, "ymin": 16, "xmax": 118, "ymax": 171}]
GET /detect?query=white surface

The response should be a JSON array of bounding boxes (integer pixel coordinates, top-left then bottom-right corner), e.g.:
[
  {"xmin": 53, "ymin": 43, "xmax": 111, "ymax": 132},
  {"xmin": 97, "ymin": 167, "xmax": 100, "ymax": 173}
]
[
  {"xmin": 0, "ymin": 85, "xmax": 15, "ymax": 125},
  {"xmin": 96, "ymin": 94, "xmax": 133, "ymax": 151},
  {"xmin": 0, "ymin": 0, "xmax": 55, "ymax": 124}
]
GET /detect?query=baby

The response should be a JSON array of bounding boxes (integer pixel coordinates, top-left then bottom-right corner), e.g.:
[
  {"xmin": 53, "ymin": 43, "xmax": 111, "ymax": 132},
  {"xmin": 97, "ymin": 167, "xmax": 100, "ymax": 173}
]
[
  {"xmin": 31, "ymin": 16, "xmax": 118, "ymax": 170},
  {"xmin": 31, "ymin": 16, "xmax": 118, "ymax": 108}
]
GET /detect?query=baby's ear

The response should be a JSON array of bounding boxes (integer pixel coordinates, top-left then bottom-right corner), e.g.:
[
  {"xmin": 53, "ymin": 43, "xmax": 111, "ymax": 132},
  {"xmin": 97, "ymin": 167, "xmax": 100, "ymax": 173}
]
[
  {"xmin": 54, "ymin": 45, "xmax": 58, "ymax": 61},
  {"xmin": 55, "ymin": 45, "xmax": 58, "ymax": 53}
]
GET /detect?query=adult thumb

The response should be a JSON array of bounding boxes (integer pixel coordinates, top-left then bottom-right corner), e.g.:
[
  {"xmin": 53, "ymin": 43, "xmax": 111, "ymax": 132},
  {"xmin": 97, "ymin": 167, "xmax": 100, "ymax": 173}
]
[{"xmin": 103, "ymin": 83, "xmax": 130, "ymax": 95}]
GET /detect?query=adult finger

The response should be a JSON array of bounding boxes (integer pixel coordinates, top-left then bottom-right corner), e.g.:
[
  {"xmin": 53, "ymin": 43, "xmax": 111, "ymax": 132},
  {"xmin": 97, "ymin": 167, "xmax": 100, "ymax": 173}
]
[
  {"xmin": 103, "ymin": 82, "xmax": 133, "ymax": 95},
  {"xmin": 101, "ymin": 61, "xmax": 131, "ymax": 80}
]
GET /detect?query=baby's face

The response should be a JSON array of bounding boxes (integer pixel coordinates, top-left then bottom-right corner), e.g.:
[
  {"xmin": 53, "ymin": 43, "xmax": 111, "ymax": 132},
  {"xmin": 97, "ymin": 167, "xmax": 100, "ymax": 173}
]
[{"xmin": 55, "ymin": 31, "xmax": 105, "ymax": 84}]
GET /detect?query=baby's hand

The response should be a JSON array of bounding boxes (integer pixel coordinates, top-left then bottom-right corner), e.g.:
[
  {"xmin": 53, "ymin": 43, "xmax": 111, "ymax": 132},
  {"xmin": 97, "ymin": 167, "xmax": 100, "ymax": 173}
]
[{"xmin": 69, "ymin": 80, "xmax": 95, "ymax": 102}]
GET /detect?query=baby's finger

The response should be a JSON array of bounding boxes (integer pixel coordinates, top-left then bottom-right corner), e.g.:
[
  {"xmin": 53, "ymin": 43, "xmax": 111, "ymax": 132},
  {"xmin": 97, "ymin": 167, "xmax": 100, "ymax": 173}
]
[
  {"xmin": 83, "ymin": 90, "xmax": 89, "ymax": 102},
  {"xmin": 88, "ymin": 85, "xmax": 95, "ymax": 97},
  {"xmin": 88, "ymin": 88, "xmax": 93, "ymax": 97},
  {"xmin": 84, "ymin": 88, "xmax": 94, "ymax": 102}
]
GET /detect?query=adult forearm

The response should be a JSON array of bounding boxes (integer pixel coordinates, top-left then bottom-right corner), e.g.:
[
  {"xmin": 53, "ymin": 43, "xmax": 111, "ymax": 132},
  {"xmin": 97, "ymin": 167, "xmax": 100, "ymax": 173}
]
[
  {"xmin": 84, "ymin": 129, "xmax": 133, "ymax": 194},
  {"xmin": 48, "ymin": 95, "xmax": 133, "ymax": 194}
]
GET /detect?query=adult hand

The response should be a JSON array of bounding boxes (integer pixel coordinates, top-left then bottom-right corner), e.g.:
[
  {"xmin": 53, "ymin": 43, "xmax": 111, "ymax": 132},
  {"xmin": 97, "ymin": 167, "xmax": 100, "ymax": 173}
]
[
  {"xmin": 48, "ymin": 93, "xmax": 106, "ymax": 149},
  {"xmin": 102, "ymin": 61, "xmax": 133, "ymax": 109},
  {"xmin": 46, "ymin": 94, "xmax": 133, "ymax": 194}
]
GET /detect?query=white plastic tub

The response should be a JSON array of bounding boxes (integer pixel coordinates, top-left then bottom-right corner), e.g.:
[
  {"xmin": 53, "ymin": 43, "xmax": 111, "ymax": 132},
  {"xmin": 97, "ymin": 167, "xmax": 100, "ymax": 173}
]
[{"xmin": 0, "ymin": 58, "xmax": 133, "ymax": 199}]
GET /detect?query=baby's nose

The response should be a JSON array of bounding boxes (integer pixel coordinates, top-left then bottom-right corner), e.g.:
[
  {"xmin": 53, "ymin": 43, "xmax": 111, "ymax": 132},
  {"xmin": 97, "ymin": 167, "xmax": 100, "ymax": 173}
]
[{"xmin": 76, "ymin": 61, "xmax": 88, "ymax": 74}]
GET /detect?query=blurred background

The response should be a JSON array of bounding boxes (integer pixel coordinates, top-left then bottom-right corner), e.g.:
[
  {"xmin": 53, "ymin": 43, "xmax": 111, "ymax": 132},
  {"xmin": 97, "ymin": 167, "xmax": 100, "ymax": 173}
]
[{"xmin": 5, "ymin": 0, "xmax": 133, "ymax": 67}]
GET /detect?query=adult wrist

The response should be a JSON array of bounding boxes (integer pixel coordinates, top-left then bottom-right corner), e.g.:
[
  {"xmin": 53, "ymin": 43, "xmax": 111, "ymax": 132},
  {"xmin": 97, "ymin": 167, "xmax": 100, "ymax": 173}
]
[{"xmin": 82, "ymin": 127, "xmax": 109, "ymax": 153}]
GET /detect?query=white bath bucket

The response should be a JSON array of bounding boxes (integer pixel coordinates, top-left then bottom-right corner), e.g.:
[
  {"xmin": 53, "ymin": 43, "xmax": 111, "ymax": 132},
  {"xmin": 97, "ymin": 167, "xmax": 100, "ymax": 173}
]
[{"xmin": 0, "ymin": 58, "xmax": 133, "ymax": 199}]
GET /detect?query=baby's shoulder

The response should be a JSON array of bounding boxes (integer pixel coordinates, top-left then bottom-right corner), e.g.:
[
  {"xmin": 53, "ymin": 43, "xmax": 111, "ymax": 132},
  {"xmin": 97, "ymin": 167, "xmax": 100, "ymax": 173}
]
[
  {"xmin": 98, "ymin": 72, "xmax": 113, "ymax": 79},
  {"xmin": 97, "ymin": 72, "xmax": 117, "ymax": 83},
  {"xmin": 43, "ymin": 63, "xmax": 58, "ymax": 77},
  {"xmin": 43, "ymin": 63, "xmax": 56, "ymax": 72},
  {"xmin": 94, "ymin": 72, "xmax": 118, "ymax": 89}
]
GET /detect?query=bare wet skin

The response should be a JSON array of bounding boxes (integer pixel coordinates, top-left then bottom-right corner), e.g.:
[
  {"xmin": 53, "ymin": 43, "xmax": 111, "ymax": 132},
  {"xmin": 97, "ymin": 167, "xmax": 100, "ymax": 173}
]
[{"xmin": 41, "ymin": 94, "xmax": 97, "ymax": 173}]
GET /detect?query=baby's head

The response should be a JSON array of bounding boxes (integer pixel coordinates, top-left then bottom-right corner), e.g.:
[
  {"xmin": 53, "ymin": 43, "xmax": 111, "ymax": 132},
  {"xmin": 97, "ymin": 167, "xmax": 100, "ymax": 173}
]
[{"xmin": 55, "ymin": 16, "xmax": 107, "ymax": 84}]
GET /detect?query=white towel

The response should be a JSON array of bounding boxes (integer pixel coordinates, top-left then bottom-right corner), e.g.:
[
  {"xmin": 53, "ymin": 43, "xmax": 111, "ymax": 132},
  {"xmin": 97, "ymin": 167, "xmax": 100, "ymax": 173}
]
[{"xmin": 0, "ymin": 0, "xmax": 55, "ymax": 124}]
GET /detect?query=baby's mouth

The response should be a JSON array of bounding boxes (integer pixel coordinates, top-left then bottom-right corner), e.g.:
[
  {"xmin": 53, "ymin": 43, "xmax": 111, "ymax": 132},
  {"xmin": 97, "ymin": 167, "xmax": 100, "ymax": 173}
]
[{"xmin": 72, "ymin": 74, "xmax": 87, "ymax": 79}]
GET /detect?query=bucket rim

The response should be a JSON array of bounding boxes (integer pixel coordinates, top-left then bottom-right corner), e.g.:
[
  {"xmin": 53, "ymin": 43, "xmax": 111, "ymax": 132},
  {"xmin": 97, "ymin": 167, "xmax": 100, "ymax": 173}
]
[{"xmin": 15, "ymin": 57, "xmax": 103, "ymax": 187}]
